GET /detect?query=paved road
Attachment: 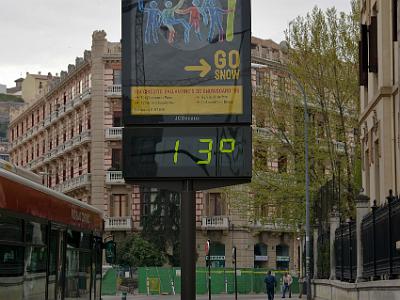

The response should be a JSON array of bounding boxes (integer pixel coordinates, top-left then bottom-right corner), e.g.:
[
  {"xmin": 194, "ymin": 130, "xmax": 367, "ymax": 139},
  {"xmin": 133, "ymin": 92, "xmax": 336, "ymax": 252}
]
[{"xmin": 102, "ymin": 294, "xmax": 300, "ymax": 300}]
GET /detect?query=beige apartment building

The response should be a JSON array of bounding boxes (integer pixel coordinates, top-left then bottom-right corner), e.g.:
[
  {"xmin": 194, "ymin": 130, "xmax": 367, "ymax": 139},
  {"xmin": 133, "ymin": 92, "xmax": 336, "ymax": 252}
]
[
  {"xmin": 359, "ymin": 0, "xmax": 400, "ymax": 205},
  {"xmin": 8, "ymin": 31, "xmax": 300, "ymax": 272}
]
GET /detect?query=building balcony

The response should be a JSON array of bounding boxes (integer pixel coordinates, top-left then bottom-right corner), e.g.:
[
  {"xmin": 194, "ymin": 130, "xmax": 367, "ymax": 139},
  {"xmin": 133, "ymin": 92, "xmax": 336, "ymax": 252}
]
[
  {"xmin": 106, "ymin": 84, "xmax": 122, "ymax": 97},
  {"xmin": 65, "ymin": 100, "xmax": 74, "ymax": 113},
  {"xmin": 201, "ymin": 216, "xmax": 230, "ymax": 230},
  {"xmin": 105, "ymin": 127, "xmax": 123, "ymax": 140},
  {"xmin": 251, "ymin": 220, "xmax": 294, "ymax": 232},
  {"xmin": 38, "ymin": 131, "xmax": 91, "ymax": 165},
  {"xmin": 104, "ymin": 216, "xmax": 132, "ymax": 231},
  {"xmin": 58, "ymin": 104, "xmax": 66, "ymax": 118},
  {"xmin": 53, "ymin": 173, "xmax": 91, "ymax": 194},
  {"xmin": 81, "ymin": 88, "xmax": 91, "ymax": 103},
  {"xmin": 44, "ymin": 116, "xmax": 51, "ymax": 128},
  {"xmin": 106, "ymin": 171, "xmax": 125, "ymax": 185}
]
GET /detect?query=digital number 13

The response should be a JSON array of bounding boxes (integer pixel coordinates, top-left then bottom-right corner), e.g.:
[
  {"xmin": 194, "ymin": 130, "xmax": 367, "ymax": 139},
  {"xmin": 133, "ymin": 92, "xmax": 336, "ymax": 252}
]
[{"xmin": 173, "ymin": 139, "xmax": 236, "ymax": 165}]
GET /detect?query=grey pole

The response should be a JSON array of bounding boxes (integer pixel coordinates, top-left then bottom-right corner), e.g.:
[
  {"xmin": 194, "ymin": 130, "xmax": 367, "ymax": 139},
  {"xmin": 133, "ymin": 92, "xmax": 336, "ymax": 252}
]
[
  {"xmin": 252, "ymin": 57, "xmax": 310, "ymax": 299},
  {"xmin": 181, "ymin": 180, "xmax": 196, "ymax": 300}
]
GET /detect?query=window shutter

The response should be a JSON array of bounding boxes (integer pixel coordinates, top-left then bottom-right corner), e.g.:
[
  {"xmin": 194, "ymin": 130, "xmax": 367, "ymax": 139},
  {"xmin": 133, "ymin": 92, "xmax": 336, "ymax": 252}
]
[
  {"xmin": 369, "ymin": 16, "xmax": 378, "ymax": 73},
  {"xmin": 359, "ymin": 24, "xmax": 369, "ymax": 86}
]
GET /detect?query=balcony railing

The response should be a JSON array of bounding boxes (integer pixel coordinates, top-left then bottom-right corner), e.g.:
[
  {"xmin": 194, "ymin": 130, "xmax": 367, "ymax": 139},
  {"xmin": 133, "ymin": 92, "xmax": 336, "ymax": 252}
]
[
  {"xmin": 66, "ymin": 100, "xmax": 74, "ymax": 112},
  {"xmin": 251, "ymin": 220, "xmax": 294, "ymax": 232},
  {"xmin": 104, "ymin": 217, "xmax": 132, "ymax": 231},
  {"xmin": 53, "ymin": 174, "xmax": 91, "ymax": 194},
  {"xmin": 201, "ymin": 216, "xmax": 229, "ymax": 230},
  {"xmin": 31, "ymin": 131, "xmax": 91, "ymax": 168},
  {"xmin": 105, "ymin": 127, "xmax": 123, "ymax": 140},
  {"xmin": 106, "ymin": 84, "xmax": 122, "ymax": 97},
  {"xmin": 81, "ymin": 88, "xmax": 91, "ymax": 102},
  {"xmin": 106, "ymin": 171, "xmax": 125, "ymax": 184}
]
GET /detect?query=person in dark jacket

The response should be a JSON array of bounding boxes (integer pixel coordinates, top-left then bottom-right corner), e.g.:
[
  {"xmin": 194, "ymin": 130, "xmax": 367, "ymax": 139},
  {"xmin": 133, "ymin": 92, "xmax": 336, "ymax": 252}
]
[{"xmin": 264, "ymin": 270, "xmax": 277, "ymax": 300}]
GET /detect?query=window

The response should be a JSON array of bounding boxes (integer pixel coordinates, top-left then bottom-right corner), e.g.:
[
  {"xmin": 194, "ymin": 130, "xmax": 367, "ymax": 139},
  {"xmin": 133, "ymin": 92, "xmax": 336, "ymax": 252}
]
[
  {"xmin": 79, "ymin": 156, "xmax": 82, "ymax": 175},
  {"xmin": 207, "ymin": 193, "xmax": 225, "ymax": 216},
  {"xmin": 113, "ymin": 69, "xmax": 121, "ymax": 85},
  {"xmin": 111, "ymin": 149, "xmax": 122, "ymax": 170},
  {"xmin": 36, "ymin": 143, "xmax": 39, "ymax": 157},
  {"xmin": 110, "ymin": 194, "xmax": 129, "ymax": 217},
  {"xmin": 55, "ymin": 170, "xmax": 60, "ymax": 185},
  {"xmin": 369, "ymin": 16, "xmax": 378, "ymax": 73},
  {"xmin": 87, "ymin": 151, "xmax": 91, "ymax": 173},
  {"xmin": 140, "ymin": 188, "xmax": 180, "ymax": 224},
  {"xmin": 25, "ymin": 246, "xmax": 47, "ymax": 273},
  {"xmin": 70, "ymin": 160, "xmax": 74, "ymax": 178},
  {"xmin": 0, "ymin": 245, "xmax": 24, "ymax": 277},
  {"xmin": 208, "ymin": 242, "xmax": 225, "ymax": 268},
  {"xmin": 278, "ymin": 155, "xmax": 287, "ymax": 173},
  {"xmin": 26, "ymin": 222, "xmax": 47, "ymax": 245},
  {"xmin": 113, "ymin": 111, "xmax": 122, "ymax": 127},
  {"xmin": 276, "ymin": 244, "xmax": 290, "ymax": 270},
  {"xmin": 0, "ymin": 216, "xmax": 23, "ymax": 242},
  {"xmin": 62, "ymin": 164, "xmax": 66, "ymax": 181},
  {"xmin": 254, "ymin": 243, "xmax": 268, "ymax": 268},
  {"xmin": 70, "ymin": 123, "xmax": 74, "ymax": 138}
]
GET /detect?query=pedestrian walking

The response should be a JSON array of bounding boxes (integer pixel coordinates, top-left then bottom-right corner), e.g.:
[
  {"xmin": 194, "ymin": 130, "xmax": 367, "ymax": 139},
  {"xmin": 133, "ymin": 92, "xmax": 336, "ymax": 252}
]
[
  {"xmin": 264, "ymin": 270, "xmax": 277, "ymax": 300},
  {"xmin": 298, "ymin": 276, "xmax": 307, "ymax": 298},
  {"xmin": 282, "ymin": 272, "xmax": 293, "ymax": 298}
]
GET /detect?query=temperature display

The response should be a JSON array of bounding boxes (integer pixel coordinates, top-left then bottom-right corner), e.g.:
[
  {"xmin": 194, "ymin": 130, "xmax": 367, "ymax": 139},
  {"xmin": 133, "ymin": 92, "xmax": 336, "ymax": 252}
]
[{"xmin": 123, "ymin": 127, "xmax": 252, "ymax": 179}]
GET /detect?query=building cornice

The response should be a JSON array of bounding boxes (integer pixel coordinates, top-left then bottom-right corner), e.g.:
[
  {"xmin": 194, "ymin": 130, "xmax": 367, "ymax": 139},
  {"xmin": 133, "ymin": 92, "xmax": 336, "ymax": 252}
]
[{"xmin": 359, "ymin": 84, "xmax": 398, "ymax": 124}]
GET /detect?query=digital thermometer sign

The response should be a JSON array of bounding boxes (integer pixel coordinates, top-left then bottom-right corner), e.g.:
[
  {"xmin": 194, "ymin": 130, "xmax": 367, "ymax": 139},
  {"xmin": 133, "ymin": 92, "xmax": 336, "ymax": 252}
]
[{"xmin": 123, "ymin": 127, "xmax": 252, "ymax": 180}]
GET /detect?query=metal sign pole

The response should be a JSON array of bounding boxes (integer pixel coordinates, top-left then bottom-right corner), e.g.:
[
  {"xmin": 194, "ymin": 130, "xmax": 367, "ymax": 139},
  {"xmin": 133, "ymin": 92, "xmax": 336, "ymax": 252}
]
[
  {"xmin": 232, "ymin": 247, "xmax": 238, "ymax": 300},
  {"xmin": 181, "ymin": 180, "xmax": 196, "ymax": 300},
  {"xmin": 208, "ymin": 239, "xmax": 212, "ymax": 300}
]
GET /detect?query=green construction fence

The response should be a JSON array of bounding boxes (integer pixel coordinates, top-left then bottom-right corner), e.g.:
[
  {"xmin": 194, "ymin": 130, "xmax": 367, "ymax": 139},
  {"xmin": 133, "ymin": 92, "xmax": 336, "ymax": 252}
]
[{"xmin": 138, "ymin": 267, "xmax": 299, "ymax": 295}]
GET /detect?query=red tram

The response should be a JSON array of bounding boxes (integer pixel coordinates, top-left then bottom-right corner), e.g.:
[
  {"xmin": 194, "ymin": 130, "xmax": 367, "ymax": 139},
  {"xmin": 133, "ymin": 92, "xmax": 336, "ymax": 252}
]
[{"xmin": 0, "ymin": 160, "xmax": 110, "ymax": 300}]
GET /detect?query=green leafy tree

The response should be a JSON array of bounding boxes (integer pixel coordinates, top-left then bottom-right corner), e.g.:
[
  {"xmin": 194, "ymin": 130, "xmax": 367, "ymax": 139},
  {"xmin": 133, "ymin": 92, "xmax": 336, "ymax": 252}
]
[
  {"xmin": 229, "ymin": 1, "xmax": 361, "ymax": 226},
  {"xmin": 116, "ymin": 234, "xmax": 165, "ymax": 267}
]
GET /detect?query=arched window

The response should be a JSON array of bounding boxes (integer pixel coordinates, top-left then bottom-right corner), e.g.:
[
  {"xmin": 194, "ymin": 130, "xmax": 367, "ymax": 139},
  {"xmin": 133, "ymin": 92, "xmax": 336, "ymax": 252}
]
[
  {"xmin": 209, "ymin": 241, "xmax": 225, "ymax": 268},
  {"xmin": 276, "ymin": 244, "xmax": 290, "ymax": 270},
  {"xmin": 254, "ymin": 243, "xmax": 268, "ymax": 268}
]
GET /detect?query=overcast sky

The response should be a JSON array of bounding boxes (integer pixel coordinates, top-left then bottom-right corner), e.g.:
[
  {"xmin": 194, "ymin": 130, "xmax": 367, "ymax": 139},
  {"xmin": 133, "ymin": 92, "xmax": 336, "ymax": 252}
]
[{"xmin": 0, "ymin": 0, "xmax": 352, "ymax": 87}]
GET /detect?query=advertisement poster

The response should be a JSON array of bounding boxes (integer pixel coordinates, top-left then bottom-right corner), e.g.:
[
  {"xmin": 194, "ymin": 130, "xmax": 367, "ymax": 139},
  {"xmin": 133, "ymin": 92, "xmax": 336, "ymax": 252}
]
[{"xmin": 122, "ymin": 0, "xmax": 251, "ymax": 124}]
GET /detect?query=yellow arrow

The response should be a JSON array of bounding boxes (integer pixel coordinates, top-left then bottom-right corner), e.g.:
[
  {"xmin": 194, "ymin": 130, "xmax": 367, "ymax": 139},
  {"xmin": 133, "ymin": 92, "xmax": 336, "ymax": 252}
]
[{"xmin": 184, "ymin": 59, "xmax": 212, "ymax": 78}]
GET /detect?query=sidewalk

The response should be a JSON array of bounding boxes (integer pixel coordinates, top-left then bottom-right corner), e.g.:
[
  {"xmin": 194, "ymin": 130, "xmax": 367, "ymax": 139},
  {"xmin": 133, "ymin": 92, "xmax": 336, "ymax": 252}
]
[{"xmin": 102, "ymin": 294, "xmax": 299, "ymax": 300}]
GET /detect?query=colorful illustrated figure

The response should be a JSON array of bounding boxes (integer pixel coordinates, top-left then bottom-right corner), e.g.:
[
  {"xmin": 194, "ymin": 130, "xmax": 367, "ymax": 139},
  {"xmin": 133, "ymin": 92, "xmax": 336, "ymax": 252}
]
[
  {"xmin": 203, "ymin": 0, "xmax": 232, "ymax": 42},
  {"xmin": 139, "ymin": 0, "xmax": 162, "ymax": 44},
  {"xmin": 176, "ymin": 0, "xmax": 207, "ymax": 41},
  {"xmin": 226, "ymin": 0, "xmax": 236, "ymax": 41},
  {"xmin": 138, "ymin": 0, "xmax": 145, "ymax": 11},
  {"xmin": 161, "ymin": 0, "xmax": 191, "ymax": 44}
]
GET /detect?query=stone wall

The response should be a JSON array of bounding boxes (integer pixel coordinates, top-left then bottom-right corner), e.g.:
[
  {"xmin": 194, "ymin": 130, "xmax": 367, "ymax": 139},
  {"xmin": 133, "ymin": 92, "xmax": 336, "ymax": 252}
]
[{"xmin": 312, "ymin": 279, "xmax": 400, "ymax": 300}]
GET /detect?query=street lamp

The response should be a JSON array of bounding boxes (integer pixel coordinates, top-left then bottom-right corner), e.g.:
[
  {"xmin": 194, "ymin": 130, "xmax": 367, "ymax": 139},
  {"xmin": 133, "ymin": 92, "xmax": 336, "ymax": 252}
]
[{"xmin": 253, "ymin": 51, "xmax": 311, "ymax": 300}]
